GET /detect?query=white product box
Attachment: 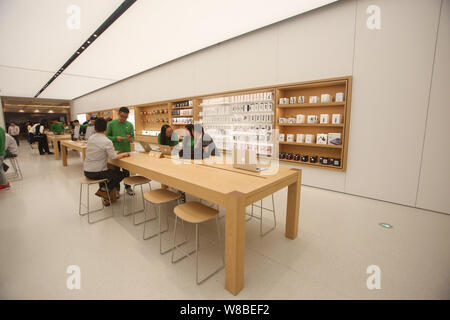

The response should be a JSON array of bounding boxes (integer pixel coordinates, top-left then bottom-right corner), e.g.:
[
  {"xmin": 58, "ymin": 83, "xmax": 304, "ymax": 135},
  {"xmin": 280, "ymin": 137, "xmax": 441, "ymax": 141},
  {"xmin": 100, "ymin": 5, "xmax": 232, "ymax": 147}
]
[
  {"xmin": 332, "ymin": 114, "xmax": 342, "ymax": 124},
  {"xmin": 288, "ymin": 117, "xmax": 296, "ymax": 124},
  {"xmin": 279, "ymin": 117, "xmax": 287, "ymax": 124},
  {"xmin": 296, "ymin": 134, "xmax": 305, "ymax": 143},
  {"xmin": 286, "ymin": 134, "xmax": 294, "ymax": 142},
  {"xmin": 296, "ymin": 114, "xmax": 305, "ymax": 123},
  {"xmin": 320, "ymin": 114, "xmax": 329, "ymax": 124},
  {"xmin": 321, "ymin": 94, "xmax": 331, "ymax": 103},
  {"xmin": 298, "ymin": 96, "xmax": 305, "ymax": 104},
  {"xmin": 289, "ymin": 97, "xmax": 296, "ymax": 104},
  {"xmin": 335, "ymin": 92, "xmax": 344, "ymax": 102},
  {"xmin": 279, "ymin": 134, "xmax": 285, "ymax": 142},
  {"xmin": 328, "ymin": 133, "xmax": 341, "ymax": 145},
  {"xmin": 307, "ymin": 115, "xmax": 319, "ymax": 124},
  {"xmin": 305, "ymin": 134, "xmax": 315, "ymax": 144},
  {"xmin": 316, "ymin": 134, "xmax": 328, "ymax": 144},
  {"xmin": 279, "ymin": 98, "xmax": 284, "ymax": 104},
  {"xmin": 309, "ymin": 96, "xmax": 318, "ymax": 103}
]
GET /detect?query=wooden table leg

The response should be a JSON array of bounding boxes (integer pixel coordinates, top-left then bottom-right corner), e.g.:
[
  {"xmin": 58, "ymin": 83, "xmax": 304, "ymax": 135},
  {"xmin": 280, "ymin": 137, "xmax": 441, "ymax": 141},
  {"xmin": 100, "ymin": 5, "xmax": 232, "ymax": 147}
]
[
  {"xmin": 62, "ymin": 145, "xmax": 68, "ymax": 167},
  {"xmin": 286, "ymin": 170, "xmax": 302, "ymax": 239},
  {"xmin": 82, "ymin": 149, "xmax": 86, "ymax": 161},
  {"xmin": 54, "ymin": 140, "xmax": 60, "ymax": 160},
  {"xmin": 225, "ymin": 191, "xmax": 246, "ymax": 296}
]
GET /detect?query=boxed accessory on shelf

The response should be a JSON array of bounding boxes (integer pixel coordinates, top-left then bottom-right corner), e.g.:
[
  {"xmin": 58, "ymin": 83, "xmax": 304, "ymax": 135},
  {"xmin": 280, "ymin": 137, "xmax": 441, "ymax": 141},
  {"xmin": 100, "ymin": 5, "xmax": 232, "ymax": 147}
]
[
  {"xmin": 288, "ymin": 117, "xmax": 296, "ymax": 124},
  {"xmin": 296, "ymin": 114, "xmax": 305, "ymax": 123},
  {"xmin": 301, "ymin": 155, "xmax": 308, "ymax": 162},
  {"xmin": 332, "ymin": 114, "xmax": 342, "ymax": 124},
  {"xmin": 328, "ymin": 133, "xmax": 341, "ymax": 145},
  {"xmin": 335, "ymin": 92, "xmax": 344, "ymax": 102},
  {"xmin": 289, "ymin": 97, "xmax": 296, "ymax": 104},
  {"xmin": 298, "ymin": 96, "xmax": 305, "ymax": 104},
  {"xmin": 310, "ymin": 156, "xmax": 318, "ymax": 163},
  {"xmin": 321, "ymin": 94, "xmax": 331, "ymax": 103},
  {"xmin": 331, "ymin": 158, "xmax": 341, "ymax": 166},
  {"xmin": 286, "ymin": 153, "xmax": 293, "ymax": 160},
  {"xmin": 320, "ymin": 114, "xmax": 329, "ymax": 124},
  {"xmin": 279, "ymin": 117, "xmax": 287, "ymax": 124},
  {"xmin": 305, "ymin": 134, "xmax": 315, "ymax": 144},
  {"xmin": 296, "ymin": 134, "xmax": 305, "ymax": 143},
  {"xmin": 279, "ymin": 152, "xmax": 286, "ymax": 159},
  {"xmin": 319, "ymin": 157, "xmax": 330, "ymax": 165},
  {"xmin": 279, "ymin": 134, "xmax": 285, "ymax": 142},
  {"xmin": 286, "ymin": 134, "xmax": 294, "ymax": 142},
  {"xmin": 316, "ymin": 134, "xmax": 328, "ymax": 144},
  {"xmin": 309, "ymin": 96, "xmax": 318, "ymax": 103},
  {"xmin": 307, "ymin": 115, "xmax": 318, "ymax": 124},
  {"xmin": 293, "ymin": 154, "xmax": 300, "ymax": 161}
]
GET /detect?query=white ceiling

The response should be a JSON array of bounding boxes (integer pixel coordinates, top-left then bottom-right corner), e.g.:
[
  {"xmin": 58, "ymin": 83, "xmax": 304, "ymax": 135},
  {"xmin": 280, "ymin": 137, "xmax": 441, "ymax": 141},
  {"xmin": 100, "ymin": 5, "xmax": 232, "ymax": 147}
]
[{"xmin": 0, "ymin": 0, "xmax": 337, "ymax": 100}]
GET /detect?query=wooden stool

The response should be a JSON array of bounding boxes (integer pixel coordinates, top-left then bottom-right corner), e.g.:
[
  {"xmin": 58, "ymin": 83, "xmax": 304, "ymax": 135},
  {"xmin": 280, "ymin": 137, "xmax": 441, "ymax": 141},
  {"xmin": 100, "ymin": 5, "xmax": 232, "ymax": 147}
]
[
  {"xmin": 143, "ymin": 189, "xmax": 184, "ymax": 255},
  {"xmin": 122, "ymin": 175, "xmax": 152, "ymax": 225},
  {"xmin": 171, "ymin": 201, "xmax": 223, "ymax": 285},
  {"xmin": 248, "ymin": 194, "xmax": 277, "ymax": 236},
  {"xmin": 79, "ymin": 177, "xmax": 114, "ymax": 224}
]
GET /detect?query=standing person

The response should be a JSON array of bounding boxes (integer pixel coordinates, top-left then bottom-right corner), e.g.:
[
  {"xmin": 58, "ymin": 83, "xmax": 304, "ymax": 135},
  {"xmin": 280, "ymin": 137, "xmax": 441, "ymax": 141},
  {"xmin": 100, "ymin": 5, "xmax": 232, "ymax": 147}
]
[
  {"xmin": 50, "ymin": 119, "xmax": 65, "ymax": 135},
  {"xmin": 72, "ymin": 120, "xmax": 81, "ymax": 140},
  {"xmin": 8, "ymin": 122, "xmax": 20, "ymax": 146},
  {"xmin": 30, "ymin": 121, "xmax": 53, "ymax": 155},
  {"xmin": 84, "ymin": 118, "xmax": 130, "ymax": 206},
  {"xmin": 106, "ymin": 107, "xmax": 135, "ymax": 196},
  {"xmin": 27, "ymin": 122, "xmax": 33, "ymax": 144},
  {"xmin": 0, "ymin": 126, "xmax": 9, "ymax": 190},
  {"xmin": 84, "ymin": 117, "xmax": 96, "ymax": 140}
]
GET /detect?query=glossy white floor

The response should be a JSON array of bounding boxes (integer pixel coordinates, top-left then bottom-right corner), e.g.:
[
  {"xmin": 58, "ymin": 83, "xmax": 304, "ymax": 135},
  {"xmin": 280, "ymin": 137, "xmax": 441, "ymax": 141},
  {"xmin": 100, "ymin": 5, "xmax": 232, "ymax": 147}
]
[{"xmin": 0, "ymin": 142, "xmax": 449, "ymax": 300}]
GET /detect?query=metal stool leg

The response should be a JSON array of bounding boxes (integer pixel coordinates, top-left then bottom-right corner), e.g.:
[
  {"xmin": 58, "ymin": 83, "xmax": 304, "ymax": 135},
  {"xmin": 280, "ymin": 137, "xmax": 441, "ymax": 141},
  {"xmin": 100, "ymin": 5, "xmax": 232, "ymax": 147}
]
[
  {"xmin": 133, "ymin": 184, "xmax": 146, "ymax": 225},
  {"xmin": 88, "ymin": 185, "xmax": 114, "ymax": 224},
  {"xmin": 143, "ymin": 203, "xmax": 168, "ymax": 240}
]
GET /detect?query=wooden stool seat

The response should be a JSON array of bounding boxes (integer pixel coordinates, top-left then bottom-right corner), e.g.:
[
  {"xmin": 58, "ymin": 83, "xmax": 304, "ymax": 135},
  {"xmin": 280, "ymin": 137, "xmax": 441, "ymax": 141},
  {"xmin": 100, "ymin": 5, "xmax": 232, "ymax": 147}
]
[
  {"xmin": 123, "ymin": 175, "xmax": 151, "ymax": 186},
  {"xmin": 174, "ymin": 202, "xmax": 219, "ymax": 224},
  {"xmin": 144, "ymin": 189, "xmax": 180, "ymax": 204},
  {"xmin": 80, "ymin": 176, "xmax": 108, "ymax": 184}
]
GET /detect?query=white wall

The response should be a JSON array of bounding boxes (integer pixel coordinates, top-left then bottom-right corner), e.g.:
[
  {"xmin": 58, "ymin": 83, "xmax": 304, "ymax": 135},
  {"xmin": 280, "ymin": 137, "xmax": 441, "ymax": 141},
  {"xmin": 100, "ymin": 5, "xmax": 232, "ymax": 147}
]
[{"xmin": 72, "ymin": 0, "xmax": 449, "ymax": 214}]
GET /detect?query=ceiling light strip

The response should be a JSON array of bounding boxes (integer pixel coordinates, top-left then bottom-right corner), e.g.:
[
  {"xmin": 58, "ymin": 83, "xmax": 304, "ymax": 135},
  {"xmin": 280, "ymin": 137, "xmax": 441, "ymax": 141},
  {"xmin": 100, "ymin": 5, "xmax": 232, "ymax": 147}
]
[{"xmin": 34, "ymin": 0, "xmax": 137, "ymax": 98}]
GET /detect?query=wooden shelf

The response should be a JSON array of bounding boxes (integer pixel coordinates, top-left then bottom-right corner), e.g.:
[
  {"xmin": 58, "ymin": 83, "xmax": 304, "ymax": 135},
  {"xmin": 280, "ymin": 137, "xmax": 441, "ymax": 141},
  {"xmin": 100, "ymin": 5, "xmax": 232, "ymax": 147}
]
[
  {"xmin": 171, "ymin": 115, "xmax": 193, "ymax": 118},
  {"xmin": 278, "ymin": 123, "xmax": 343, "ymax": 127},
  {"xmin": 172, "ymin": 106, "xmax": 193, "ymax": 110},
  {"xmin": 277, "ymin": 102, "xmax": 345, "ymax": 108},
  {"xmin": 279, "ymin": 158, "xmax": 343, "ymax": 170},
  {"xmin": 279, "ymin": 142, "xmax": 342, "ymax": 149}
]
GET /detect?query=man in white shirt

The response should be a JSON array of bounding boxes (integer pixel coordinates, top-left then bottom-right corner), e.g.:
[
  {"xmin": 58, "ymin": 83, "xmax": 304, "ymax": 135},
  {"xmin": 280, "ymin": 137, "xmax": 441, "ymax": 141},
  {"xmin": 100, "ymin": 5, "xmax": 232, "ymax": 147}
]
[
  {"xmin": 84, "ymin": 118, "xmax": 130, "ymax": 205},
  {"xmin": 8, "ymin": 122, "xmax": 20, "ymax": 146},
  {"xmin": 72, "ymin": 120, "xmax": 81, "ymax": 140},
  {"xmin": 84, "ymin": 117, "xmax": 96, "ymax": 140}
]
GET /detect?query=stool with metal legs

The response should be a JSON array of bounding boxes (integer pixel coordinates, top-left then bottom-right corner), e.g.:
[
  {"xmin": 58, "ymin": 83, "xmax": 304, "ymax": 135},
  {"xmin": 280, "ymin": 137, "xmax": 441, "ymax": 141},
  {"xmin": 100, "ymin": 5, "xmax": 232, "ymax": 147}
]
[
  {"xmin": 143, "ymin": 189, "xmax": 186, "ymax": 255},
  {"xmin": 5, "ymin": 156, "xmax": 23, "ymax": 181},
  {"xmin": 171, "ymin": 201, "xmax": 224, "ymax": 285},
  {"xmin": 122, "ymin": 175, "xmax": 151, "ymax": 225},
  {"xmin": 79, "ymin": 177, "xmax": 114, "ymax": 224},
  {"xmin": 248, "ymin": 194, "xmax": 276, "ymax": 236}
]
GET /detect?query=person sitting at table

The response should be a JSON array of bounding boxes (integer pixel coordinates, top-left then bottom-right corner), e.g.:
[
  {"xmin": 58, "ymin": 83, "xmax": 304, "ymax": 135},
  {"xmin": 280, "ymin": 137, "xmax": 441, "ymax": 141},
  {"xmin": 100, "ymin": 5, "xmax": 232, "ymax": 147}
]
[
  {"xmin": 83, "ymin": 118, "xmax": 130, "ymax": 206},
  {"xmin": 2, "ymin": 133, "xmax": 19, "ymax": 172},
  {"xmin": 158, "ymin": 124, "xmax": 179, "ymax": 147},
  {"xmin": 30, "ymin": 121, "xmax": 53, "ymax": 155},
  {"xmin": 179, "ymin": 123, "xmax": 216, "ymax": 159}
]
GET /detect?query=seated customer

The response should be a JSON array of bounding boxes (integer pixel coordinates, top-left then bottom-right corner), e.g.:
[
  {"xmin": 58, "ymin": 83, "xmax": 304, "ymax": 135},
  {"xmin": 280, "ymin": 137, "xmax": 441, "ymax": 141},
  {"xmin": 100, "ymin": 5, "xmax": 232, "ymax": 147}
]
[
  {"xmin": 179, "ymin": 123, "xmax": 216, "ymax": 159},
  {"xmin": 2, "ymin": 133, "xmax": 19, "ymax": 172},
  {"xmin": 158, "ymin": 124, "xmax": 179, "ymax": 147},
  {"xmin": 83, "ymin": 118, "xmax": 130, "ymax": 206},
  {"xmin": 0, "ymin": 126, "xmax": 9, "ymax": 190}
]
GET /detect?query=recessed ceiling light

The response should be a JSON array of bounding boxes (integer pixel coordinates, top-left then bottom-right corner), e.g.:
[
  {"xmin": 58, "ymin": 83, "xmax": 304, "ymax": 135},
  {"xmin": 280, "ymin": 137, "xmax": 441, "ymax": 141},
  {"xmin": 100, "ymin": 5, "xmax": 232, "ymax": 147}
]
[
  {"xmin": 82, "ymin": 47, "xmax": 85, "ymax": 49},
  {"xmin": 87, "ymin": 41, "xmax": 90, "ymax": 44},
  {"xmin": 77, "ymin": 52, "xmax": 80, "ymax": 54},
  {"xmin": 94, "ymin": 34, "xmax": 97, "ymax": 37}
]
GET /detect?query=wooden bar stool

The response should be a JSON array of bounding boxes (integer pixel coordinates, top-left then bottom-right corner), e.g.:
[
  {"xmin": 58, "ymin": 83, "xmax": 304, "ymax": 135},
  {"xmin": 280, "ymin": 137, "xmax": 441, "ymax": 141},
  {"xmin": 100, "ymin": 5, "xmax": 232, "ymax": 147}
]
[
  {"xmin": 122, "ymin": 175, "xmax": 151, "ymax": 225},
  {"xmin": 247, "ymin": 194, "xmax": 276, "ymax": 236},
  {"xmin": 79, "ymin": 177, "xmax": 114, "ymax": 224},
  {"xmin": 143, "ymin": 189, "xmax": 185, "ymax": 255},
  {"xmin": 171, "ymin": 201, "xmax": 224, "ymax": 285}
]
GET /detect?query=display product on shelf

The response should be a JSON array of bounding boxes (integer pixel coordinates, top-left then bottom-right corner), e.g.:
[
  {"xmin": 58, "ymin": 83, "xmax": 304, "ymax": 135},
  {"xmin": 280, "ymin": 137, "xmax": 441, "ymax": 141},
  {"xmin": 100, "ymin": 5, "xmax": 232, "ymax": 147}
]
[
  {"xmin": 307, "ymin": 115, "xmax": 319, "ymax": 124},
  {"xmin": 296, "ymin": 114, "xmax": 305, "ymax": 123},
  {"xmin": 332, "ymin": 114, "xmax": 342, "ymax": 124},
  {"xmin": 320, "ymin": 114, "xmax": 329, "ymax": 124},
  {"xmin": 296, "ymin": 134, "xmax": 305, "ymax": 143},
  {"xmin": 335, "ymin": 92, "xmax": 344, "ymax": 102},
  {"xmin": 320, "ymin": 94, "xmax": 332, "ymax": 103},
  {"xmin": 305, "ymin": 134, "xmax": 315, "ymax": 144},
  {"xmin": 316, "ymin": 134, "xmax": 328, "ymax": 145},
  {"xmin": 328, "ymin": 133, "xmax": 341, "ymax": 145},
  {"xmin": 309, "ymin": 96, "xmax": 318, "ymax": 103}
]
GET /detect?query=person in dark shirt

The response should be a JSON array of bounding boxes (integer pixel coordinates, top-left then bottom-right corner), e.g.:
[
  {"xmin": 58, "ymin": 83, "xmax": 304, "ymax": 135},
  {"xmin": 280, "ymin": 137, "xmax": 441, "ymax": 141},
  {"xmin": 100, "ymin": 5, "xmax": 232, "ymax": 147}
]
[
  {"xmin": 179, "ymin": 124, "xmax": 216, "ymax": 159},
  {"xmin": 158, "ymin": 124, "xmax": 179, "ymax": 147}
]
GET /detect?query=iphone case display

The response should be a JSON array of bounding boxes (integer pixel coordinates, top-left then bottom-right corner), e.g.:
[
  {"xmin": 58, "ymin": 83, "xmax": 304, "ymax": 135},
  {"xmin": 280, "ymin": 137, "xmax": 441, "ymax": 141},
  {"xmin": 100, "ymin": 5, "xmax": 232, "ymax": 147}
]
[{"xmin": 200, "ymin": 91, "xmax": 275, "ymax": 156}]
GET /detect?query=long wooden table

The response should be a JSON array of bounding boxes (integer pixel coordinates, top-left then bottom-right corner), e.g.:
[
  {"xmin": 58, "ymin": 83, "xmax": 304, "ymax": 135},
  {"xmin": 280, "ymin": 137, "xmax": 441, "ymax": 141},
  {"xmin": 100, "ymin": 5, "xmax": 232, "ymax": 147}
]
[
  {"xmin": 46, "ymin": 134, "xmax": 72, "ymax": 160},
  {"xmin": 61, "ymin": 140, "xmax": 87, "ymax": 166},
  {"xmin": 110, "ymin": 153, "xmax": 302, "ymax": 295}
]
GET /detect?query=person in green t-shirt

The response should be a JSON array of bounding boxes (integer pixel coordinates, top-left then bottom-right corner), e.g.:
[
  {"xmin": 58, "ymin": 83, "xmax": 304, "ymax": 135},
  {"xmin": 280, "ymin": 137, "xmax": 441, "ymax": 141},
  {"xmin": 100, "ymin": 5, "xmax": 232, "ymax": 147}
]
[
  {"xmin": 158, "ymin": 125, "xmax": 179, "ymax": 147},
  {"xmin": 0, "ymin": 126, "xmax": 9, "ymax": 189},
  {"xmin": 50, "ymin": 119, "xmax": 65, "ymax": 135},
  {"xmin": 106, "ymin": 107, "xmax": 135, "ymax": 195}
]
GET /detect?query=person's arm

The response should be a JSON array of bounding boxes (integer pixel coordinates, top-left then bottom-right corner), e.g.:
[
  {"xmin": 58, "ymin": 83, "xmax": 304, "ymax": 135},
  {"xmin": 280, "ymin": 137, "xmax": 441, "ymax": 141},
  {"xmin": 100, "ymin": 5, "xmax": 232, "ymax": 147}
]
[
  {"xmin": 105, "ymin": 141, "xmax": 119, "ymax": 160},
  {"xmin": 157, "ymin": 133, "xmax": 161, "ymax": 145}
]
